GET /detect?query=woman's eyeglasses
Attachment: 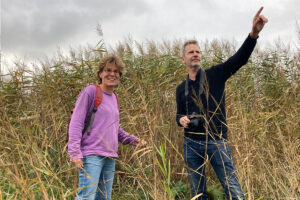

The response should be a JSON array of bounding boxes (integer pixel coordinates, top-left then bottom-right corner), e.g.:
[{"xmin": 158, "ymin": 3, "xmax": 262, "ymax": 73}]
[{"xmin": 103, "ymin": 69, "xmax": 120, "ymax": 75}]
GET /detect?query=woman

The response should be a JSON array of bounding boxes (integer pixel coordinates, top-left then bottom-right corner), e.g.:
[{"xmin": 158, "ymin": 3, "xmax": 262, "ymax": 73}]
[{"xmin": 68, "ymin": 54, "xmax": 147, "ymax": 200}]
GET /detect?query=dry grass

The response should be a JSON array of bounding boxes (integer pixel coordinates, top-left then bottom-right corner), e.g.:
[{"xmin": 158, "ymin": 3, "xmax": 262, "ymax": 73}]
[{"xmin": 0, "ymin": 37, "xmax": 299, "ymax": 199}]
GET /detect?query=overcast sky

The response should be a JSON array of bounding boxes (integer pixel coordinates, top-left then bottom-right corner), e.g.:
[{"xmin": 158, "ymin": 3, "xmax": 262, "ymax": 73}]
[{"xmin": 1, "ymin": 0, "xmax": 299, "ymax": 71}]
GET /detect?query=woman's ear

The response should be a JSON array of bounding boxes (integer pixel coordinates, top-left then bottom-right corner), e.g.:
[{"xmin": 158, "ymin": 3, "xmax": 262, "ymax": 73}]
[{"xmin": 98, "ymin": 71, "xmax": 103, "ymax": 83}]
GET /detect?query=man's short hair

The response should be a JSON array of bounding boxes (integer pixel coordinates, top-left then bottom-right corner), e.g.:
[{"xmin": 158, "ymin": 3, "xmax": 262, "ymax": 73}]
[{"xmin": 181, "ymin": 40, "xmax": 200, "ymax": 57}]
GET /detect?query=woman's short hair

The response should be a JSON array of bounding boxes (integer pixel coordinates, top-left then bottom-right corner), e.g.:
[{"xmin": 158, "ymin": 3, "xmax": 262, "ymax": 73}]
[{"xmin": 97, "ymin": 54, "xmax": 126, "ymax": 84}]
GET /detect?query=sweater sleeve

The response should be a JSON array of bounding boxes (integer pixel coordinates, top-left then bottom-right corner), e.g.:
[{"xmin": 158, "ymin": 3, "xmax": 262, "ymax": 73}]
[
  {"xmin": 118, "ymin": 127, "xmax": 139, "ymax": 145},
  {"xmin": 215, "ymin": 34, "xmax": 257, "ymax": 82},
  {"xmin": 68, "ymin": 88, "xmax": 93, "ymax": 161}
]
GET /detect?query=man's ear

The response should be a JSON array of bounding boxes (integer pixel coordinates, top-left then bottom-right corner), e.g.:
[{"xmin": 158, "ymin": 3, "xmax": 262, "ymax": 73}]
[{"xmin": 181, "ymin": 57, "xmax": 185, "ymax": 65}]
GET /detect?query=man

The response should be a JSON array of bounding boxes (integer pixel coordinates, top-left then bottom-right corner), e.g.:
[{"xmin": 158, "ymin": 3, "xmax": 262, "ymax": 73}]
[{"xmin": 176, "ymin": 7, "xmax": 268, "ymax": 200}]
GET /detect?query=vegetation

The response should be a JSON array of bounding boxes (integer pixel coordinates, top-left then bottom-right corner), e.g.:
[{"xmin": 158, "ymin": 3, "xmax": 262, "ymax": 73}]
[{"xmin": 0, "ymin": 35, "xmax": 299, "ymax": 200}]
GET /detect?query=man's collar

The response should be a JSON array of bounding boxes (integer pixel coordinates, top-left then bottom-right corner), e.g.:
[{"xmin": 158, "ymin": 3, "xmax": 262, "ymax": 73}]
[{"xmin": 187, "ymin": 68, "xmax": 201, "ymax": 82}]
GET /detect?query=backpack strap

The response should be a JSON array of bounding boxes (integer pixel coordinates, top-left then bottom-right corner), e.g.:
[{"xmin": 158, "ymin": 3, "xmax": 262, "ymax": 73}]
[
  {"xmin": 86, "ymin": 84, "xmax": 103, "ymax": 135},
  {"xmin": 94, "ymin": 84, "xmax": 103, "ymax": 107},
  {"xmin": 84, "ymin": 85, "xmax": 119, "ymax": 136}
]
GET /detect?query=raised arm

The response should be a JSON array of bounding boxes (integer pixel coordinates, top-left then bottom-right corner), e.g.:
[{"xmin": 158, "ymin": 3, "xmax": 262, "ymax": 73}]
[{"xmin": 213, "ymin": 7, "xmax": 268, "ymax": 81}]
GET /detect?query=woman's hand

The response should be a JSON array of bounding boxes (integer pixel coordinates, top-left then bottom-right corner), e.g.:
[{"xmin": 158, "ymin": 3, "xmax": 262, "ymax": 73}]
[
  {"xmin": 134, "ymin": 139, "xmax": 147, "ymax": 147},
  {"xmin": 72, "ymin": 158, "xmax": 83, "ymax": 169}
]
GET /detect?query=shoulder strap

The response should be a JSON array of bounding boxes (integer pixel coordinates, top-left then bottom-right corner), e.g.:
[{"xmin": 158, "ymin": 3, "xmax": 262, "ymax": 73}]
[
  {"xmin": 86, "ymin": 84, "xmax": 103, "ymax": 135},
  {"xmin": 199, "ymin": 67, "xmax": 205, "ymax": 95},
  {"xmin": 184, "ymin": 68, "xmax": 206, "ymax": 115},
  {"xmin": 85, "ymin": 85, "xmax": 119, "ymax": 136},
  {"xmin": 94, "ymin": 84, "xmax": 103, "ymax": 107}
]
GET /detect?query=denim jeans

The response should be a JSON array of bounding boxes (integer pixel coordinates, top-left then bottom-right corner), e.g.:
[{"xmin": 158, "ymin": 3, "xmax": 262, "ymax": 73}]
[
  {"xmin": 184, "ymin": 137, "xmax": 245, "ymax": 200},
  {"xmin": 76, "ymin": 155, "xmax": 115, "ymax": 200}
]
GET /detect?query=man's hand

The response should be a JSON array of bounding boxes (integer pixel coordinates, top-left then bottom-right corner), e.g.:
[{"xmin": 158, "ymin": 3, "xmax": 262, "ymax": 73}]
[
  {"xmin": 72, "ymin": 158, "xmax": 83, "ymax": 169},
  {"xmin": 134, "ymin": 139, "xmax": 147, "ymax": 147},
  {"xmin": 179, "ymin": 116, "xmax": 190, "ymax": 128},
  {"xmin": 250, "ymin": 6, "xmax": 268, "ymax": 39}
]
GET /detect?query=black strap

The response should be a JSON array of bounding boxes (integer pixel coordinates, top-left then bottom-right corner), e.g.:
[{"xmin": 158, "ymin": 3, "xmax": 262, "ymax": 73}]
[
  {"xmin": 81, "ymin": 86, "xmax": 101, "ymax": 136},
  {"xmin": 86, "ymin": 86, "xmax": 101, "ymax": 135},
  {"xmin": 184, "ymin": 67, "xmax": 205, "ymax": 115}
]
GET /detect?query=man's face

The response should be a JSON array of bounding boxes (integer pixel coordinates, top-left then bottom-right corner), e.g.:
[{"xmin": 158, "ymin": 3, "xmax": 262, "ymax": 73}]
[{"xmin": 181, "ymin": 44, "xmax": 201, "ymax": 70}]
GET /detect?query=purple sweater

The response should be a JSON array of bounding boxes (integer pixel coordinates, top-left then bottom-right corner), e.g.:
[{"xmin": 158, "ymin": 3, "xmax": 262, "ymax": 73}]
[{"xmin": 68, "ymin": 85, "xmax": 138, "ymax": 161}]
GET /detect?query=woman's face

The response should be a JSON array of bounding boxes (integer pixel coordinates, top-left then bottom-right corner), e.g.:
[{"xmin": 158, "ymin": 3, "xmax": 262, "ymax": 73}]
[{"xmin": 99, "ymin": 63, "xmax": 120, "ymax": 88}]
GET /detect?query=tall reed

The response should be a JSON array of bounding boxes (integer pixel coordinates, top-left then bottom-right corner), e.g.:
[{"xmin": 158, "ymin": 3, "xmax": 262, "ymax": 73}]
[{"xmin": 0, "ymin": 36, "xmax": 299, "ymax": 199}]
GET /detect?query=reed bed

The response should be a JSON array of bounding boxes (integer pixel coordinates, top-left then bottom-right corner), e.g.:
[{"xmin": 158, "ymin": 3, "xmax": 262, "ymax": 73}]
[{"xmin": 0, "ymin": 37, "xmax": 299, "ymax": 199}]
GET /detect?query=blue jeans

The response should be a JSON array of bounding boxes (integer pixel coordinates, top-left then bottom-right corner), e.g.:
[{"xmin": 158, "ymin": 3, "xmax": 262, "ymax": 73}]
[
  {"xmin": 184, "ymin": 137, "xmax": 245, "ymax": 200},
  {"xmin": 76, "ymin": 155, "xmax": 115, "ymax": 200}
]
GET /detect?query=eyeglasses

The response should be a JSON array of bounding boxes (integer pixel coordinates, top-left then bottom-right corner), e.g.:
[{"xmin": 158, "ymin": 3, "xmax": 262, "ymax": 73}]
[{"xmin": 103, "ymin": 69, "xmax": 120, "ymax": 75}]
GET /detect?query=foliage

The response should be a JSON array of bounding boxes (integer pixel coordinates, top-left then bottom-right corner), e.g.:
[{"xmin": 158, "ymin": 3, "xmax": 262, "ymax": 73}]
[{"xmin": 0, "ymin": 35, "xmax": 299, "ymax": 199}]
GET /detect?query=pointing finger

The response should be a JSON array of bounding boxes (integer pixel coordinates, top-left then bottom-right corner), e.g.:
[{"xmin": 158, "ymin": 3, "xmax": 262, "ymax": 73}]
[{"xmin": 255, "ymin": 6, "xmax": 264, "ymax": 18}]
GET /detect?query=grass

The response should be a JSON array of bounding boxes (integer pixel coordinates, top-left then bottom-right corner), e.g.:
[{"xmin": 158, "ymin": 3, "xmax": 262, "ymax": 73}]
[{"xmin": 0, "ymin": 35, "xmax": 299, "ymax": 199}]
